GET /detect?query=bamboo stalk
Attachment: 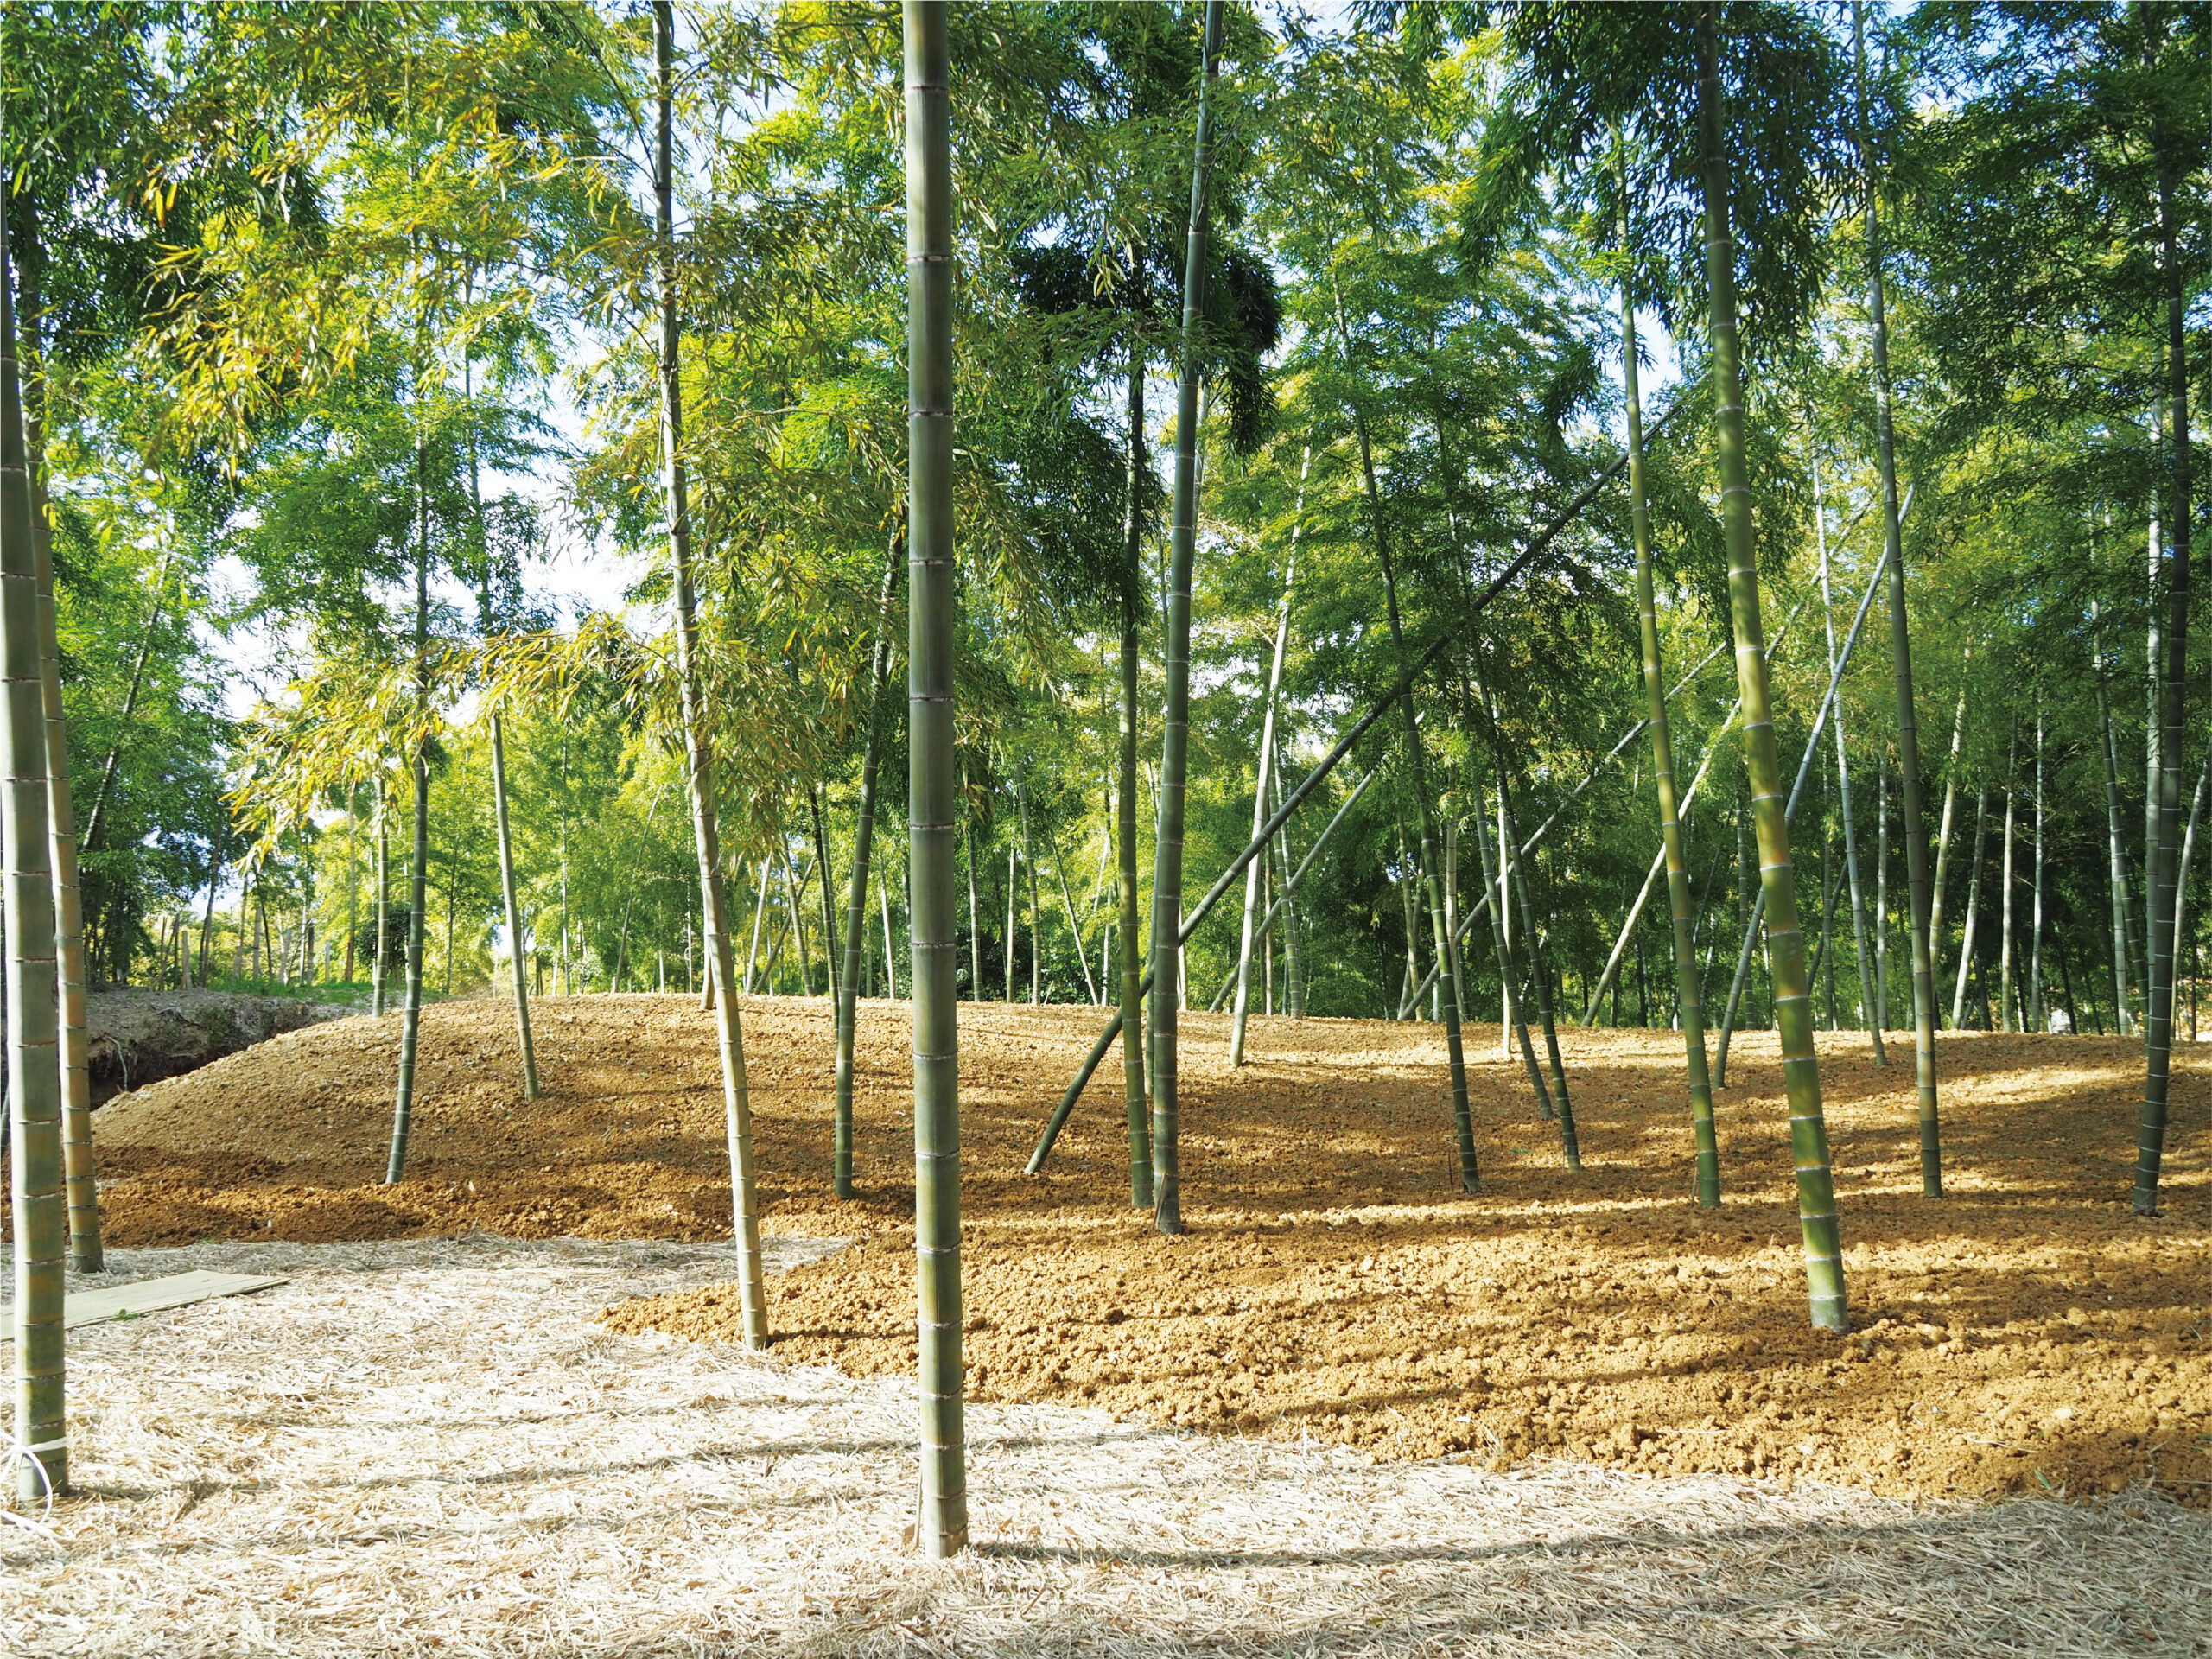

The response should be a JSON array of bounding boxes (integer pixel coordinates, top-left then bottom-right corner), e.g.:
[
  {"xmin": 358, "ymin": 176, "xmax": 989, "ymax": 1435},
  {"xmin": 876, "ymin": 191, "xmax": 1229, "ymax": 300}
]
[
  {"xmin": 2134, "ymin": 103, "xmax": 2192, "ymax": 1217},
  {"xmin": 480, "ymin": 603, "xmax": 537, "ymax": 1095},
  {"xmin": 1998, "ymin": 727, "xmax": 2018, "ymax": 1032},
  {"xmin": 1274, "ymin": 746, "xmax": 1306, "ymax": 1017},
  {"xmin": 905, "ymin": 0, "xmax": 966, "ymax": 1555},
  {"xmin": 385, "ymin": 309, "xmax": 434, "ymax": 1184},
  {"xmin": 1210, "ymin": 758, "xmax": 1383, "ymax": 1014},
  {"xmin": 1950, "ymin": 785, "xmax": 1988, "ymax": 1029},
  {"xmin": 1144, "ymin": 0, "xmax": 1226, "ymax": 1235},
  {"xmin": 836, "ymin": 537, "xmax": 900, "ymax": 1197},
  {"xmin": 4, "ymin": 198, "xmax": 69, "ymax": 1498},
  {"xmin": 1712, "ymin": 509, "xmax": 1899, "ymax": 1082},
  {"xmin": 14, "ymin": 216, "xmax": 99, "ymax": 1270},
  {"xmin": 811, "ymin": 783, "xmax": 841, "ymax": 1007},
  {"xmin": 1874, "ymin": 753, "xmax": 1889, "ymax": 1028},
  {"xmin": 2030, "ymin": 706, "xmax": 2046, "ymax": 1030},
  {"xmin": 656, "ymin": 1, "xmax": 766, "ymax": 1344},
  {"xmin": 2095, "ymin": 658, "xmax": 2135, "ymax": 1035},
  {"xmin": 1497, "ymin": 758, "xmax": 1576, "ymax": 1169},
  {"xmin": 1812, "ymin": 452, "xmax": 1884, "ymax": 1058},
  {"xmin": 1018, "ymin": 771, "xmax": 1041, "ymax": 1004},
  {"xmin": 1855, "ymin": 0, "xmax": 1940, "ymax": 1189},
  {"xmin": 1117, "ymin": 373, "xmax": 1151, "ymax": 1204},
  {"xmin": 1622, "ymin": 172, "xmax": 1718, "ymax": 1201},
  {"xmin": 1700, "ymin": 6, "xmax": 1843, "ymax": 1330},
  {"xmin": 963, "ymin": 759, "xmax": 980, "ymax": 1001},
  {"xmin": 1231, "ymin": 448, "xmax": 1306, "ymax": 1065}
]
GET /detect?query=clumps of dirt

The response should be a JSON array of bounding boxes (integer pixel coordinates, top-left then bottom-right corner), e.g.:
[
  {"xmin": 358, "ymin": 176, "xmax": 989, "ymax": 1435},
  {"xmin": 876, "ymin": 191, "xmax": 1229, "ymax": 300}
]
[{"xmin": 65, "ymin": 993, "xmax": 2212, "ymax": 1505}]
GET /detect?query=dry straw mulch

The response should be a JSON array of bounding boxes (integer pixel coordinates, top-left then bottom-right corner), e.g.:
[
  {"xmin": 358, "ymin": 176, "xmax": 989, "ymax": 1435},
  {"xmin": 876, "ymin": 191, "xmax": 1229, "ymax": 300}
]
[
  {"xmin": 67, "ymin": 996, "xmax": 2212, "ymax": 1504},
  {"xmin": 5, "ymin": 1235, "xmax": 2210, "ymax": 1657}
]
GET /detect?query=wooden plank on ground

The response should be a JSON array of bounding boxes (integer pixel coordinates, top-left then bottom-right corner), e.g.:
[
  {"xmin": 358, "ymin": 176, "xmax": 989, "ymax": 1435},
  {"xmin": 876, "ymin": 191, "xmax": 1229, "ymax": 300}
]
[{"xmin": 0, "ymin": 1271, "xmax": 288, "ymax": 1337}]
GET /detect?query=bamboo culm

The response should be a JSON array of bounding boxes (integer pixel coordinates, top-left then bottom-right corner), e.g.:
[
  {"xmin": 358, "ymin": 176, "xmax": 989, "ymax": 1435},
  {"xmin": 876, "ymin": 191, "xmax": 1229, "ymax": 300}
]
[
  {"xmin": 1926, "ymin": 664, "xmax": 1967, "ymax": 1027},
  {"xmin": 1812, "ymin": 453, "xmax": 1884, "ymax": 1059},
  {"xmin": 1144, "ymin": 0, "xmax": 1226, "ymax": 1235},
  {"xmin": 485, "ymin": 684, "xmax": 538, "ymax": 1101},
  {"xmin": 905, "ymin": 0, "xmax": 966, "ymax": 1556},
  {"xmin": 384, "ymin": 369, "xmax": 434, "ymax": 1185},
  {"xmin": 1117, "ymin": 346, "xmax": 1151, "ymax": 1206},
  {"xmin": 655, "ymin": 1, "xmax": 767, "ymax": 1346},
  {"xmin": 3, "ymin": 200, "xmax": 70, "ymax": 1498},
  {"xmin": 1037, "ymin": 393, "xmax": 1691, "ymax": 1156},
  {"xmin": 1497, "ymin": 758, "xmax": 1575, "ymax": 1169},
  {"xmin": 1230, "ymin": 446, "xmax": 1306, "ymax": 1067},
  {"xmin": 1712, "ymin": 506, "xmax": 1900, "ymax": 1084},
  {"xmin": 2030, "ymin": 708, "xmax": 2047, "ymax": 1029},
  {"xmin": 1950, "ymin": 786, "xmax": 1988, "ymax": 1029},
  {"xmin": 1621, "ymin": 194, "xmax": 1719, "ymax": 1204},
  {"xmin": 10, "ymin": 226, "xmax": 99, "ymax": 1271},
  {"xmin": 1999, "ymin": 728, "xmax": 2018, "ymax": 1032},
  {"xmin": 2095, "ymin": 662, "xmax": 2135, "ymax": 1035},
  {"xmin": 834, "ymin": 537, "xmax": 901, "ymax": 1198},
  {"xmin": 1700, "ymin": 7, "xmax": 1843, "ymax": 1331},
  {"xmin": 1855, "ymin": 0, "xmax": 1941, "ymax": 1191},
  {"xmin": 1359, "ymin": 413, "xmax": 1478, "ymax": 1182},
  {"xmin": 2133, "ymin": 103, "xmax": 2192, "ymax": 1217}
]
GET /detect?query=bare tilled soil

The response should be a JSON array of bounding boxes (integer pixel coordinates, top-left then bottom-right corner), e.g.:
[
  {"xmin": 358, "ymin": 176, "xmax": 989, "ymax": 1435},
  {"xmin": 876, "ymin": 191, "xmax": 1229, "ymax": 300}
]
[{"xmin": 66, "ymin": 994, "xmax": 2212, "ymax": 1506}]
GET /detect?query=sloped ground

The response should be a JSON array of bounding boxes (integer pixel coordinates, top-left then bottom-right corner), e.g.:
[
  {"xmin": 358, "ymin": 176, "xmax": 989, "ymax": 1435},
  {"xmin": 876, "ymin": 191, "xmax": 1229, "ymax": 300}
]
[
  {"xmin": 6, "ymin": 1235, "xmax": 2209, "ymax": 1658},
  {"xmin": 61, "ymin": 995, "xmax": 2212, "ymax": 1506}
]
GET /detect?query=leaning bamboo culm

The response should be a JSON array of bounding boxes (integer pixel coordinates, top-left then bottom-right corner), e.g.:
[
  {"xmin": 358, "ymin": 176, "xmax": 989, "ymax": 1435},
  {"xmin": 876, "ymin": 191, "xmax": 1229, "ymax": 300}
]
[
  {"xmin": 1699, "ymin": 9, "xmax": 1844, "ymax": 1332},
  {"xmin": 1230, "ymin": 447, "xmax": 1306, "ymax": 1067},
  {"xmin": 905, "ymin": 0, "xmax": 967, "ymax": 1557},
  {"xmin": 655, "ymin": 0, "xmax": 766, "ymax": 1344},
  {"xmin": 3, "ymin": 204, "xmax": 69, "ymax": 1498},
  {"xmin": 1811, "ymin": 451, "xmax": 1885, "ymax": 1062}
]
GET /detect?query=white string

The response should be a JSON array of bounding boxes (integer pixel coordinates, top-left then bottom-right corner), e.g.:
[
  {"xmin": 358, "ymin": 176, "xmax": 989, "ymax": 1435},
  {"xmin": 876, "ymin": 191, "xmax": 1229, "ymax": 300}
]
[{"xmin": 1, "ymin": 1425, "xmax": 62, "ymax": 1548}]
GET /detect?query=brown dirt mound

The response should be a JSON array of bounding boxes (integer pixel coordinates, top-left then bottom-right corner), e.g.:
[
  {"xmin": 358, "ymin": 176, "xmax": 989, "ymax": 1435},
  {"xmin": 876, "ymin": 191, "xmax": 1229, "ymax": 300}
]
[{"xmin": 60, "ymin": 993, "xmax": 2212, "ymax": 1505}]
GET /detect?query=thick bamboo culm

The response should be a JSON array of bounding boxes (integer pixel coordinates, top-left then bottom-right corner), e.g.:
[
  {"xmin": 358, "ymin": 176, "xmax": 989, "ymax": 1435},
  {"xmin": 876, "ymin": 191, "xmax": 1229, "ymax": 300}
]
[
  {"xmin": 3, "ymin": 203, "xmax": 70, "ymax": 1498},
  {"xmin": 1699, "ymin": 6, "xmax": 1845, "ymax": 1332},
  {"xmin": 905, "ymin": 0, "xmax": 967, "ymax": 1559},
  {"xmin": 12, "ymin": 239, "xmax": 99, "ymax": 1272}
]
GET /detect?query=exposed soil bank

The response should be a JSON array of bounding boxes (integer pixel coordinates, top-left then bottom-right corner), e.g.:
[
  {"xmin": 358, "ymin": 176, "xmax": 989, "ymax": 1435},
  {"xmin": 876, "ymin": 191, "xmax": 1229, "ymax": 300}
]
[
  {"xmin": 62, "ymin": 995, "xmax": 2212, "ymax": 1506},
  {"xmin": 4, "ymin": 989, "xmax": 347, "ymax": 1105}
]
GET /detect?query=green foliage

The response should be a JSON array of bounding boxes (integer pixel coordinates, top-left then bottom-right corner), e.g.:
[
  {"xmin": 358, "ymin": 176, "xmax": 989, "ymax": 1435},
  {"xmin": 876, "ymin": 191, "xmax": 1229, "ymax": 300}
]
[{"xmin": 6, "ymin": 0, "xmax": 2201, "ymax": 1091}]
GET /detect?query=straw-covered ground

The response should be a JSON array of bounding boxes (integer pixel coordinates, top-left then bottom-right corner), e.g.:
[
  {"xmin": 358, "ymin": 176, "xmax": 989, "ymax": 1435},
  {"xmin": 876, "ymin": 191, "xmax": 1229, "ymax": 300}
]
[
  {"xmin": 5, "ymin": 1234, "xmax": 2209, "ymax": 1658},
  {"xmin": 60, "ymin": 995, "xmax": 2212, "ymax": 1510}
]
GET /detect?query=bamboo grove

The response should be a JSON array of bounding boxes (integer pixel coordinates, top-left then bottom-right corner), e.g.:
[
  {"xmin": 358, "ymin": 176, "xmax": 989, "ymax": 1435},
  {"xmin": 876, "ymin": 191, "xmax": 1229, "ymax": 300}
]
[{"xmin": 3, "ymin": 1, "xmax": 2205, "ymax": 1541}]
